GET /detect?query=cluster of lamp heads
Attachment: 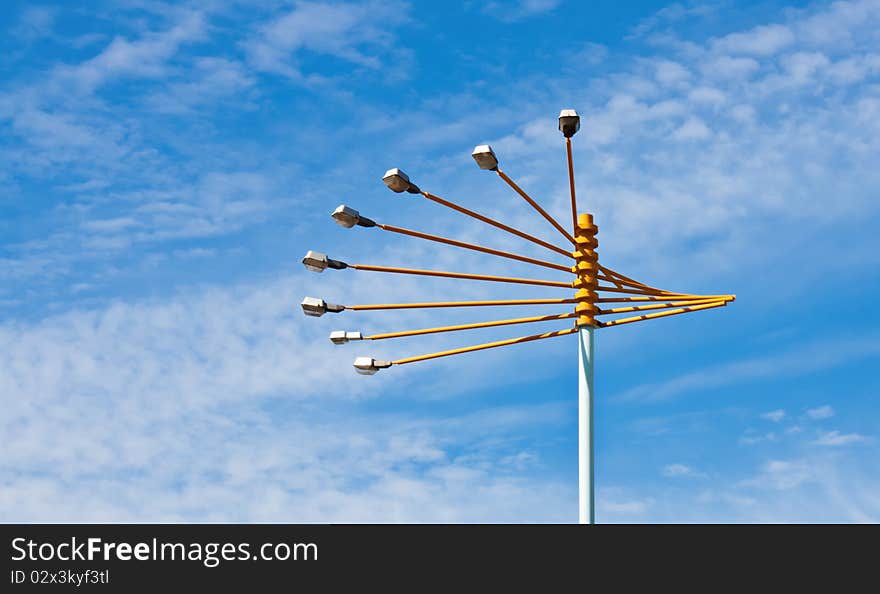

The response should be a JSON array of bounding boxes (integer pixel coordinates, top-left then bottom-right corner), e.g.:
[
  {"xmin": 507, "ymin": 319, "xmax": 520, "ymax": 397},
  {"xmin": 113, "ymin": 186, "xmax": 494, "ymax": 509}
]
[{"xmin": 302, "ymin": 109, "xmax": 581, "ymax": 372}]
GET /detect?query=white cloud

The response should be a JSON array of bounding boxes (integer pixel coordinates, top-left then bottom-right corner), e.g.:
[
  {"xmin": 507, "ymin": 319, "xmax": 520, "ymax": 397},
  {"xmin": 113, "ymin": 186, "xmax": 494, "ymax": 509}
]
[
  {"xmin": 813, "ymin": 431, "xmax": 872, "ymax": 447},
  {"xmin": 688, "ymin": 86, "xmax": 726, "ymax": 106},
  {"xmin": 629, "ymin": 3, "xmax": 718, "ymax": 39},
  {"xmin": 741, "ymin": 459, "xmax": 813, "ymax": 490},
  {"xmin": 603, "ymin": 500, "xmax": 650, "ymax": 514},
  {"xmin": 760, "ymin": 409, "xmax": 786, "ymax": 423},
  {"xmin": 662, "ymin": 463, "xmax": 706, "ymax": 478},
  {"xmin": 246, "ymin": 1, "xmax": 409, "ymax": 79},
  {"xmin": 712, "ymin": 24, "xmax": 795, "ymax": 56},
  {"xmin": 700, "ymin": 55, "xmax": 760, "ymax": 79},
  {"xmin": 0, "ymin": 409, "xmax": 575, "ymax": 522},
  {"xmin": 0, "ymin": 271, "xmax": 579, "ymax": 521},
  {"xmin": 481, "ymin": 0, "xmax": 561, "ymax": 22},
  {"xmin": 144, "ymin": 57, "xmax": 256, "ymax": 114},
  {"xmin": 14, "ymin": 6, "xmax": 56, "ymax": 41},
  {"xmin": 54, "ymin": 9, "xmax": 207, "ymax": 93},
  {"xmin": 615, "ymin": 338, "xmax": 880, "ymax": 403},
  {"xmin": 806, "ymin": 405, "xmax": 834, "ymax": 420},
  {"xmin": 739, "ymin": 432, "xmax": 778, "ymax": 445},
  {"xmin": 655, "ymin": 60, "xmax": 691, "ymax": 85},
  {"xmin": 672, "ymin": 116, "xmax": 711, "ymax": 140}
]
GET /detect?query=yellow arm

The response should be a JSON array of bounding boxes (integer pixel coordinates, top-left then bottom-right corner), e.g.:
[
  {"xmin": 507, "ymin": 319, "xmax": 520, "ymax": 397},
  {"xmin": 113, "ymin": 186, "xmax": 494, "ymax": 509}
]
[
  {"xmin": 349, "ymin": 297, "xmax": 578, "ymax": 311},
  {"xmin": 368, "ymin": 312, "xmax": 576, "ymax": 340},
  {"xmin": 351, "ymin": 264, "xmax": 571, "ymax": 288},
  {"xmin": 394, "ymin": 327, "xmax": 577, "ymax": 365}
]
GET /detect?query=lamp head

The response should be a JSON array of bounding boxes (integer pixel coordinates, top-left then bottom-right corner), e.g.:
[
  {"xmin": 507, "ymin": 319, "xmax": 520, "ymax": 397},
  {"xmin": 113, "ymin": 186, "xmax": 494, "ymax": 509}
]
[
  {"xmin": 382, "ymin": 168, "xmax": 421, "ymax": 194},
  {"xmin": 329, "ymin": 330, "xmax": 365, "ymax": 345},
  {"xmin": 302, "ymin": 250, "xmax": 330, "ymax": 272},
  {"xmin": 471, "ymin": 145, "xmax": 499, "ymax": 170},
  {"xmin": 353, "ymin": 356, "xmax": 392, "ymax": 375},
  {"xmin": 301, "ymin": 296, "xmax": 328, "ymax": 317},
  {"xmin": 331, "ymin": 204, "xmax": 376, "ymax": 228},
  {"xmin": 301, "ymin": 297, "xmax": 344, "ymax": 317},
  {"xmin": 558, "ymin": 109, "xmax": 580, "ymax": 138},
  {"xmin": 302, "ymin": 250, "xmax": 348, "ymax": 273}
]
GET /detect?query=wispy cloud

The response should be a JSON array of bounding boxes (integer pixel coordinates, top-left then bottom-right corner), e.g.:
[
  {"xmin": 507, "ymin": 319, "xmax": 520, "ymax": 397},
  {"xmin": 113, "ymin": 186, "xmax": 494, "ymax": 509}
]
[
  {"xmin": 628, "ymin": 2, "xmax": 719, "ymax": 39},
  {"xmin": 614, "ymin": 337, "xmax": 880, "ymax": 403},
  {"xmin": 806, "ymin": 405, "xmax": 834, "ymax": 420},
  {"xmin": 53, "ymin": 9, "xmax": 208, "ymax": 94},
  {"xmin": 740, "ymin": 459, "xmax": 814, "ymax": 490},
  {"xmin": 662, "ymin": 463, "xmax": 706, "ymax": 478},
  {"xmin": 712, "ymin": 24, "xmax": 796, "ymax": 56},
  {"xmin": 13, "ymin": 6, "xmax": 56, "ymax": 41},
  {"xmin": 760, "ymin": 409, "xmax": 786, "ymax": 423},
  {"xmin": 481, "ymin": 0, "xmax": 561, "ymax": 23},
  {"xmin": 813, "ymin": 431, "xmax": 872, "ymax": 447},
  {"xmin": 0, "ymin": 270, "xmax": 576, "ymax": 521},
  {"xmin": 245, "ymin": 1, "xmax": 410, "ymax": 81},
  {"xmin": 739, "ymin": 431, "xmax": 779, "ymax": 445}
]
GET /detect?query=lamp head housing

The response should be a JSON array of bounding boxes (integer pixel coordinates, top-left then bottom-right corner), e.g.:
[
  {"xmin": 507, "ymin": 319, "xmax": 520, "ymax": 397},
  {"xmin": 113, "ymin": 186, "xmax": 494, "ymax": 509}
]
[
  {"xmin": 329, "ymin": 330, "xmax": 365, "ymax": 345},
  {"xmin": 301, "ymin": 297, "xmax": 344, "ymax": 317},
  {"xmin": 558, "ymin": 109, "xmax": 580, "ymax": 137},
  {"xmin": 302, "ymin": 250, "xmax": 348, "ymax": 273},
  {"xmin": 332, "ymin": 204, "xmax": 376, "ymax": 228},
  {"xmin": 383, "ymin": 168, "xmax": 421, "ymax": 194},
  {"xmin": 471, "ymin": 145, "xmax": 499, "ymax": 170},
  {"xmin": 353, "ymin": 356, "xmax": 392, "ymax": 375}
]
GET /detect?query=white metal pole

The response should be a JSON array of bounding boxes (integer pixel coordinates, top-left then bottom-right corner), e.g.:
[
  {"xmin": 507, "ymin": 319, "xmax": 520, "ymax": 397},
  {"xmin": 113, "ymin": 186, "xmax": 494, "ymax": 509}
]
[{"xmin": 578, "ymin": 324, "xmax": 595, "ymax": 524}]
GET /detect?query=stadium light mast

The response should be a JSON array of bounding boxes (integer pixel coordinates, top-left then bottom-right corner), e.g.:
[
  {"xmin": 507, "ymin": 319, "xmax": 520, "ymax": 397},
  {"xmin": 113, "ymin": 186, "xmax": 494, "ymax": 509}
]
[{"xmin": 299, "ymin": 109, "xmax": 735, "ymax": 524}]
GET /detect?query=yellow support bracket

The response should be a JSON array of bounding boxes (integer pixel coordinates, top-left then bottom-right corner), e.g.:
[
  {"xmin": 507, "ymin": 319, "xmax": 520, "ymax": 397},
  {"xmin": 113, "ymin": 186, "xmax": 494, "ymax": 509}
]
[{"xmin": 573, "ymin": 213, "xmax": 599, "ymax": 326}]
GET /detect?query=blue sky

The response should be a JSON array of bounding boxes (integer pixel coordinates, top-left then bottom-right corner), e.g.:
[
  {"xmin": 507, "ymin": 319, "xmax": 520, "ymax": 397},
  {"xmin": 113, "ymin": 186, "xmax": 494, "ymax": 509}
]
[{"xmin": 1, "ymin": 0, "xmax": 878, "ymax": 522}]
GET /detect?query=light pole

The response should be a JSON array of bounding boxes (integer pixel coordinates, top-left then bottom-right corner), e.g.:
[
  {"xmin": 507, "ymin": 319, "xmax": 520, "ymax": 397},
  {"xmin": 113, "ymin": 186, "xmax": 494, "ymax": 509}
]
[
  {"xmin": 300, "ymin": 108, "xmax": 735, "ymax": 524},
  {"xmin": 578, "ymin": 322, "xmax": 595, "ymax": 524}
]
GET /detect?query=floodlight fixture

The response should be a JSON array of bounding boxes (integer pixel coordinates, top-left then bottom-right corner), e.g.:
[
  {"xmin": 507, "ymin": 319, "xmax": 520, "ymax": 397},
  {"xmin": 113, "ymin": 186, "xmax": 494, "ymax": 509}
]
[
  {"xmin": 382, "ymin": 168, "xmax": 420, "ymax": 194},
  {"xmin": 558, "ymin": 109, "xmax": 580, "ymax": 137},
  {"xmin": 353, "ymin": 356, "xmax": 392, "ymax": 375},
  {"xmin": 332, "ymin": 205, "xmax": 376, "ymax": 228},
  {"xmin": 300, "ymin": 297, "xmax": 344, "ymax": 317},
  {"xmin": 302, "ymin": 250, "xmax": 348, "ymax": 273},
  {"xmin": 471, "ymin": 145, "xmax": 499, "ymax": 170},
  {"xmin": 329, "ymin": 330, "xmax": 365, "ymax": 344}
]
